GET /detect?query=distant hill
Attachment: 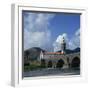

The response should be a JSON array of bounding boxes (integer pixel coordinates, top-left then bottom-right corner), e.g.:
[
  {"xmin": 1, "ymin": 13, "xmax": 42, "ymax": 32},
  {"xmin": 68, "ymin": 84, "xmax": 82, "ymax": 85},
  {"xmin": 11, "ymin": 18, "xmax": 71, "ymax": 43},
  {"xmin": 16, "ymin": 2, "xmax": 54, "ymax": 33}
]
[
  {"xmin": 24, "ymin": 47, "xmax": 46, "ymax": 61},
  {"xmin": 73, "ymin": 47, "xmax": 80, "ymax": 53}
]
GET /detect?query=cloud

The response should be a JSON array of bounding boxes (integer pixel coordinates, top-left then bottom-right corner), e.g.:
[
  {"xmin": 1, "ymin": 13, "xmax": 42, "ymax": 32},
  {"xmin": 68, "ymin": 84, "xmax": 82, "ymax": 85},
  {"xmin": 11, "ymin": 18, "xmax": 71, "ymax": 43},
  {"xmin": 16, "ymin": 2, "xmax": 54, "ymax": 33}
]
[
  {"xmin": 53, "ymin": 29, "xmax": 80, "ymax": 52},
  {"xmin": 53, "ymin": 33, "xmax": 69, "ymax": 52},
  {"xmin": 69, "ymin": 29, "xmax": 80, "ymax": 49},
  {"xmin": 24, "ymin": 12, "xmax": 54, "ymax": 50}
]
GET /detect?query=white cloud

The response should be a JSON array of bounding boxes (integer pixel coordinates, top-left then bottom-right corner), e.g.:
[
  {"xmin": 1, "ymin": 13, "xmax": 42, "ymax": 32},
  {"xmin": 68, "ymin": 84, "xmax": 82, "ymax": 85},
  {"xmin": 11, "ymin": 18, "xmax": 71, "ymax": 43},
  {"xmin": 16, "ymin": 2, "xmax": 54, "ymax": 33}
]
[
  {"xmin": 53, "ymin": 33, "xmax": 69, "ymax": 52},
  {"xmin": 69, "ymin": 29, "xmax": 80, "ymax": 49},
  {"xmin": 24, "ymin": 13, "xmax": 54, "ymax": 50},
  {"xmin": 53, "ymin": 29, "xmax": 80, "ymax": 52},
  {"xmin": 75, "ymin": 29, "xmax": 80, "ymax": 36}
]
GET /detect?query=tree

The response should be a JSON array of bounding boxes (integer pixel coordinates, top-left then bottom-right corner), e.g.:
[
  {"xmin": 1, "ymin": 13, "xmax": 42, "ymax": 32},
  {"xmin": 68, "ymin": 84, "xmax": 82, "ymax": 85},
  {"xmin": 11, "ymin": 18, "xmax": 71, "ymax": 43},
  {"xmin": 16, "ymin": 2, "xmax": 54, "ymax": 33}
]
[
  {"xmin": 25, "ymin": 51, "xmax": 30, "ymax": 60},
  {"xmin": 41, "ymin": 59, "xmax": 46, "ymax": 68}
]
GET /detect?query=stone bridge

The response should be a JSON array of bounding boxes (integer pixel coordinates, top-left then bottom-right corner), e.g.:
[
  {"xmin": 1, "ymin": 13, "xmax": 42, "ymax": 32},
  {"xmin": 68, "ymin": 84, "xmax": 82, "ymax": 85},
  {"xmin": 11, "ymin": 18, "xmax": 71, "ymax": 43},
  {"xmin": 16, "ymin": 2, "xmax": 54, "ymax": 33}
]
[{"xmin": 40, "ymin": 52, "xmax": 80, "ymax": 69}]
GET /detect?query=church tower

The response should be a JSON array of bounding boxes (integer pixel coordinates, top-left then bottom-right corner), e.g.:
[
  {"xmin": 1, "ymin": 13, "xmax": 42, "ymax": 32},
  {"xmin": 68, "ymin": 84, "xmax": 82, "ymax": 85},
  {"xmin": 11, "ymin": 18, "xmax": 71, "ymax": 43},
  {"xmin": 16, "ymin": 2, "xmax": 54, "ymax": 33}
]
[{"xmin": 61, "ymin": 37, "xmax": 66, "ymax": 54}]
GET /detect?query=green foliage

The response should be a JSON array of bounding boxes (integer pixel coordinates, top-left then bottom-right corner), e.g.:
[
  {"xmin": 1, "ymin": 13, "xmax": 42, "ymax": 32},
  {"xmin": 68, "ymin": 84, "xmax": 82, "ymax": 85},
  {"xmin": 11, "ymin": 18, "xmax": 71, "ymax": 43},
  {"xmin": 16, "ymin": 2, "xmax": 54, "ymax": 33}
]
[
  {"xmin": 24, "ymin": 65, "xmax": 30, "ymax": 72},
  {"xmin": 40, "ymin": 59, "xmax": 46, "ymax": 68},
  {"xmin": 29, "ymin": 64, "xmax": 40, "ymax": 70},
  {"xmin": 24, "ymin": 60, "xmax": 42, "ymax": 71}
]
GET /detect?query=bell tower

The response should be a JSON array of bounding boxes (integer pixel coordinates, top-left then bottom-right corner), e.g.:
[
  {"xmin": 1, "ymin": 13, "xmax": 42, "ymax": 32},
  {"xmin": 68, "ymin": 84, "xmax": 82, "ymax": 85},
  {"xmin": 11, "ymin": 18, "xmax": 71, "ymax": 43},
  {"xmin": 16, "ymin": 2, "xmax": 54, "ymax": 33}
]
[{"xmin": 61, "ymin": 37, "xmax": 66, "ymax": 54}]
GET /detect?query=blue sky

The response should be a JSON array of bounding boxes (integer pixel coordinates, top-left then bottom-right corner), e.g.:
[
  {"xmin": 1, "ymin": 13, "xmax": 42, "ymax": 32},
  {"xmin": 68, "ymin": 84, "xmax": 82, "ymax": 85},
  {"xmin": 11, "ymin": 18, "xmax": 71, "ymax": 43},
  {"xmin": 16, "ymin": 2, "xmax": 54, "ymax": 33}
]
[
  {"xmin": 23, "ymin": 11, "xmax": 80, "ymax": 52},
  {"xmin": 50, "ymin": 13, "xmax": 80, "ymax": 40}
]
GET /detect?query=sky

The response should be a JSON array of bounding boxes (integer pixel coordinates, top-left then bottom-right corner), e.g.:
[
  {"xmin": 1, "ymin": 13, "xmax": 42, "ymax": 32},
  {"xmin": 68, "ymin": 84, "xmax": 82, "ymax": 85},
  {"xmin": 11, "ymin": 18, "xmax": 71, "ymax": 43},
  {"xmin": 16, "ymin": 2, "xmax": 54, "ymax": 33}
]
[{"xmin": 23, "ymin": 11, "xmax": 80, "ymax": 52}]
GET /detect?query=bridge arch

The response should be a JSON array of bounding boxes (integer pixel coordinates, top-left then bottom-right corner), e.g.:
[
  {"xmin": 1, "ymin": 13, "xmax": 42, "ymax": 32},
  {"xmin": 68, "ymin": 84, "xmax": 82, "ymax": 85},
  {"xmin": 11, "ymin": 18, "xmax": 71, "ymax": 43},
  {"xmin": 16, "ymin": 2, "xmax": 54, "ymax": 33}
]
[
  {"xmin": 56, "ymin": 59, "xmax": 65, "ymax": 68},
  {"xmin": 71, "ymin": 57, "xmax": 80, "ymax": 68},
  {"xmin": 48, "ymin": 60, "xmax": 53, "ymax": 68}
]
